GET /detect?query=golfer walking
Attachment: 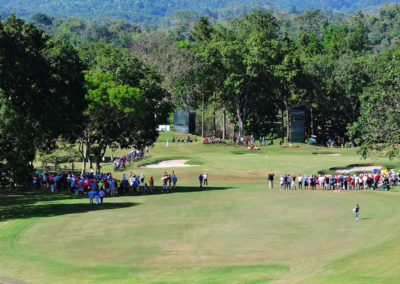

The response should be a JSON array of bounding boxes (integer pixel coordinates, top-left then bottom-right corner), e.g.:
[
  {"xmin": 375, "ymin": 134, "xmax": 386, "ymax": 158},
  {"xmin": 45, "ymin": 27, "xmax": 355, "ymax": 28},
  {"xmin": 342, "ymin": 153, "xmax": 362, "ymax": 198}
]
[{"xmin": 354, "ymin": 203, "xmax": 360, "ymax": 220}]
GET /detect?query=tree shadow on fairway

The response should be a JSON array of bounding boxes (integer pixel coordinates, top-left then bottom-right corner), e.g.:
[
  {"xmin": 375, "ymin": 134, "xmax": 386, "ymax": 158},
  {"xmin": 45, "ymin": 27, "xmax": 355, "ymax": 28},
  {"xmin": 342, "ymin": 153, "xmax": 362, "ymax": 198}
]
[
  {"xmin": 0, "ymin": 202, "xmax": 139, "ymax": 222},
  {"xmin": 133, "ymin": 185, "xmax": 234, "ymax": 196},
  {"xmin": 0, "ymin": 189, "xmax": 88, "ymax": 208}
]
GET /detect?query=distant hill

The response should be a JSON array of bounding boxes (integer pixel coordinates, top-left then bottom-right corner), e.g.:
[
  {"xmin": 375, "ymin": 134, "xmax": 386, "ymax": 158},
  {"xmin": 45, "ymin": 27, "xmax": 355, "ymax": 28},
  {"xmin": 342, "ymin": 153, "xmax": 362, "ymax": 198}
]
[{"xmin": 0, "ymin": 0, "xmax": 399, "ymax": 25}]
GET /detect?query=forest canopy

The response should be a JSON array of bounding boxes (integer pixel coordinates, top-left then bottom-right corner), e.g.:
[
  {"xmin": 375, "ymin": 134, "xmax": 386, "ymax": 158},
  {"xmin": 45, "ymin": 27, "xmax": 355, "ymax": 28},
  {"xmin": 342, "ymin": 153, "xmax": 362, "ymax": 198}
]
[
  {"xmin": 2, "ymin": 2, "xmax": 400, "ymax": 182},
  {"xmin": 0, "ymin": 0, "xmax": 399, "ymax": 26}
]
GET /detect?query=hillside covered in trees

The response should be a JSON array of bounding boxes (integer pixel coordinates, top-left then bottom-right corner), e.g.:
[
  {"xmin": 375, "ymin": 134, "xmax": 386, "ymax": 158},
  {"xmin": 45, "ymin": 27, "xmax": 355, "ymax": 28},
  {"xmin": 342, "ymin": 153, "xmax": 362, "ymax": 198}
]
[
  {"xmin": 1, "ymin": 0, "xmax": 399, "ymax": 25},
  {"xmin": 3, "ymin": 3, "xmax": 400, "ymax": 181}
]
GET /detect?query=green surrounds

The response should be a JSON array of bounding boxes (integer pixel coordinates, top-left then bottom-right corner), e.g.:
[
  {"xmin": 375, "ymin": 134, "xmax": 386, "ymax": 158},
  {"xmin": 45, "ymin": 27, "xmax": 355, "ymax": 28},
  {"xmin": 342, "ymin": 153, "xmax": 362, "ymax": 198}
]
[
  {"xmin": 0, "ymin": 208, "xmax": 288, "ymax": 283},
  {"xmin": 3, "ymin": 141, "xmax": 400, "ymax": 283},
  {"xmin": 301, "ymin": 240, "xmax": 400, "ymax": 283}
]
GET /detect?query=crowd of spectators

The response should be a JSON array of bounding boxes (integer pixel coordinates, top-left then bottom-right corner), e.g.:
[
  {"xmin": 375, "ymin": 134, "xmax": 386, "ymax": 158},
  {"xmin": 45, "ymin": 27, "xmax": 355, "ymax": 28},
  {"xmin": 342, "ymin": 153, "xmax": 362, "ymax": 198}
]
[{"xmin": 273, "ymin": 171, "xmax": 399, "ymax": 191}]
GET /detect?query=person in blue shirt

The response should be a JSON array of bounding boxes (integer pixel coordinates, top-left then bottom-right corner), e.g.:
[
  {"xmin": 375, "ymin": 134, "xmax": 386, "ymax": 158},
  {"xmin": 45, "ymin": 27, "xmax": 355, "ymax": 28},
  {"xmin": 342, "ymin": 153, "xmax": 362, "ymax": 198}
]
[
  {"xmin": 70, "ymin": 179, "xmax": 75, "ymax": 194},
  {"xmin": 135, "ymin": 178, "xmax": 140, "ymax": 193},
  {"xmin": 110, "ymin": 180, "xmax": 116, "ymax": 197},
  {"xmin": 329, "ymin": 176, "xmax": 334, "ymax": 190},
  {"xmin": 99, "ymin": 189, "xmax": 105, "ymax": 204},
  {"xmin": 172, "ymin": 175, "xmax": 178, "ymax": 189},
  {"xmin": 94, "ymin": 188, "xmax": 100, "ymax": 204},
  {"xmin": 304, "ymin": 175, "xmax": 309, "ymax": 190},
  {"xmin": 339, "ymin": 175, "xmax": 344, "ymax": 190},
  {"xmin": 88, "ymin": 190, "xmax": 95, "ymax": 205},
  {"xmin": 199, "ymin": 174, "xmax": 203, "ymax": 188}
]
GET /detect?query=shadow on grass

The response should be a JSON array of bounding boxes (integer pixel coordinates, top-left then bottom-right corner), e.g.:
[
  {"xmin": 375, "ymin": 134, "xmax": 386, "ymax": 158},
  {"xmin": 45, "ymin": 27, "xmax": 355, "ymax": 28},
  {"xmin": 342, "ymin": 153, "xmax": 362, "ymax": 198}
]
[
  {"xmin": 0, "ymin": 189, "xmax": 87, "ymax": 208},
  {"xmin": 0, "ymin": 201, "xmax": 139, "ymax": 222},
  {"xmin": 131, "ymin": 185, "xmax": 234, "ymax": 196},
  {"xmin": 0, "ymin": 185, "xmax": 233, "ymax": 222}
]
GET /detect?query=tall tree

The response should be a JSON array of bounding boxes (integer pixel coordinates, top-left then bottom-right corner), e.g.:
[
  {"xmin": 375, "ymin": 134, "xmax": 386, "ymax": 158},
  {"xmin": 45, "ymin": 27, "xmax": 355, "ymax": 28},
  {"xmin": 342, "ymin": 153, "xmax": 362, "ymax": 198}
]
[
  {"xmin": 78, "ymin": 43, "xmax": 170, "ymax": 173},
  {"xmin": 0, "ymin": 15, "xmax": 86, "ymax": 182},
  {"xmin": 348, "ymin": 47, "xmax": 400, "ymax": 158}
]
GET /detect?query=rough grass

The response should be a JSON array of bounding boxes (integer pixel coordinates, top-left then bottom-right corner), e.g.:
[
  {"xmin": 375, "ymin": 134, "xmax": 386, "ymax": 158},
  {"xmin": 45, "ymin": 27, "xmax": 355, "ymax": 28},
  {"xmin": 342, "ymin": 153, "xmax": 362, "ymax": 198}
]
[{"xmin": 4, "ymin": 139, "xmax": 400, "ymax": 283}]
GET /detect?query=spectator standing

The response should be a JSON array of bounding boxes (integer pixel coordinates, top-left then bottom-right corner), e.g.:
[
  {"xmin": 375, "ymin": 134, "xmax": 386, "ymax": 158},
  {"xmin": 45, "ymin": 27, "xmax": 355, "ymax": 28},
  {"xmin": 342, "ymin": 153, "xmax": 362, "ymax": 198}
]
[
  {"xmin": 162, "ymin": 174, "xmax": 168, "ymax": 192},
  {"xmin": 94, "ymin": 188, "xmax": 100, "ymax": 205},
  {"xmin": 172, "ymin": 175, "xmax": 178, "ymax": 189},
  {"xmin": 268, "ymin": 172, "xmax": 274, "ymax": 189},
  {"xmin": 150, "ymin": 177, "xmax": 154, "ymax": 192},
  {"xmin": 291, "ymin": 175, "xmax": 296, "ymax": 190},
  {"xmin": 199, "ymin": 174, "xmax": 204, "ymax": 188},
  {"xmin": 298, "ymin": 175, "xmax": 303, "ymax": 190},
  {"xmin": 203, "ymin": 172, "xmax": 208, "ymax": 186},
  {"xmin": 99, "ymin": 188, "xmax": 105, "ymax": 204},
  {"xmin": 168, "ymin": 175, "xmax": 172, "ymax": 190},
  {"xmin": 88, "ymin": 190, "xmax": 95, "ymax": 205}
]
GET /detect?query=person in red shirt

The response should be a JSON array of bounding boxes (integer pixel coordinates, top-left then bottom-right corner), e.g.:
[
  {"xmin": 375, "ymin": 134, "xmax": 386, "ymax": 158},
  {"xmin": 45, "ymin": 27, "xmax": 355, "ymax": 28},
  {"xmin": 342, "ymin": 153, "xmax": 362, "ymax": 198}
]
[
  {"xmin": 149, "ymin": 177, "xmax": 154, "ymax": 192},
  {"xmin": 162, "ymin": 175, "xmax": 168, "ymax": 193},
  {"xmin": 347, "ymin": 176, "xmax": 352, "ymax": 190}
]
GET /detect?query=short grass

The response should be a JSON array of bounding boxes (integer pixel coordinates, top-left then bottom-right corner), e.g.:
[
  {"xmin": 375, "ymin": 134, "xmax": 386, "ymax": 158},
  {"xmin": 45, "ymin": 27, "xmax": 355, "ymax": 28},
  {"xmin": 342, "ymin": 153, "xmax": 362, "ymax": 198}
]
[{"xmin": 2, "ymin": 138, "xmax": 400, "ymax": 283}]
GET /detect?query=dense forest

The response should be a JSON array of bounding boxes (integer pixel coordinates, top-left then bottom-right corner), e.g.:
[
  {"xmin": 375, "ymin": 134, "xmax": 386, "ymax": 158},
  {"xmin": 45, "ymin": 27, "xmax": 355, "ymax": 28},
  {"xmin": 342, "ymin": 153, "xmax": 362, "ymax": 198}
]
[
  {"xmin": 2, "ymin": 4, "xmax": 400, "ymax": 182},
  {"xmin": 1, "ymin": 0, "xmax": 399, "ymax": 26},
  {"xmin": 27, "ymin": 4, "xmax": 400, "ymax": 52}
]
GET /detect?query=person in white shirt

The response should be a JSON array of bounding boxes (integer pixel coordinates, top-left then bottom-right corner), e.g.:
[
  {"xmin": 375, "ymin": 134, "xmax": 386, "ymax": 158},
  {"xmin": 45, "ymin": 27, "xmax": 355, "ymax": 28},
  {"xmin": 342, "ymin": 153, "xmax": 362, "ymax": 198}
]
[
  {"xmin": 319, "ymin": 176, "xmax": 325, "ymax": 190},
  {"xmin": 362, "ymin": 175, "xmax": 368, "ymax": 189},
  {"xmin": 298, "ymin": 175, "xmax": 303, "ymax": 190},
  {"xmin": 203, "ymin": 172, "xmax": 208, "ymax": 186}
]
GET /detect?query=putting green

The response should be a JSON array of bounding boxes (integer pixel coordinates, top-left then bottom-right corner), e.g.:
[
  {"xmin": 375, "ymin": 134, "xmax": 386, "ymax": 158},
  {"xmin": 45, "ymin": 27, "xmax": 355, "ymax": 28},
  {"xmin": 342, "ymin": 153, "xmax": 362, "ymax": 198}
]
[{"xmin": 2, "ymin": 141, "xmax": 400, "ymax": 283}]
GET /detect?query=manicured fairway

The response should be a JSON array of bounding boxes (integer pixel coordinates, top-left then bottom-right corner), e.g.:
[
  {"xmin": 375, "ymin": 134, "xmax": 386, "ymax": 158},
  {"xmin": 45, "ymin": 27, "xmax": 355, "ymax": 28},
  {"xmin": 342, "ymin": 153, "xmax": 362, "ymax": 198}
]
[{"xmin": 1, "ymin": 140, "xmax": 400, "ymax": 283}]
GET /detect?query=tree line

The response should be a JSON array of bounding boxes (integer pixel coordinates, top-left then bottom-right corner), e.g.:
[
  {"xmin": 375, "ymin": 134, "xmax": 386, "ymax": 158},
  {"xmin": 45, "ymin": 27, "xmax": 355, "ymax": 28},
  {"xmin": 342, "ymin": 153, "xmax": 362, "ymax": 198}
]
[
  {"xmin": 1, "ymin": 0, "xmax": 398, "ymax": 26},
  {"xmin": 2, "ymin": 5, "xmax": 400, "ymax": 184},
  {"xmin": 0, "ymin": 15, "xmax": 170, "ymax": 184}
]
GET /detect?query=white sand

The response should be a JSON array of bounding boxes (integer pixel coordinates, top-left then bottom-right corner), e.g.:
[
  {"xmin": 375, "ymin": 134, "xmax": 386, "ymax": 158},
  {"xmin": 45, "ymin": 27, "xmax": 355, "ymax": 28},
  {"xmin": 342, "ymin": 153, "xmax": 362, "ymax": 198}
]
[
  {"xmin": 333, "ymin": 166, "xmax": 382, "ymax": 174},
  {"xmin": 138, "ymin": 159, "xmax": 197, "ymax": 168}
]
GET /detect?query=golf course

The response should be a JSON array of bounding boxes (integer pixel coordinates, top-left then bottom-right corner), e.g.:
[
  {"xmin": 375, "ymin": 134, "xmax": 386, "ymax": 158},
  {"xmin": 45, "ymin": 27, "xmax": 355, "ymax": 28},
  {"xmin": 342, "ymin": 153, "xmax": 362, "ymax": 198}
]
[{"xmin": 1, "ymin": 134, "xmax": 400, "ymax": 284}]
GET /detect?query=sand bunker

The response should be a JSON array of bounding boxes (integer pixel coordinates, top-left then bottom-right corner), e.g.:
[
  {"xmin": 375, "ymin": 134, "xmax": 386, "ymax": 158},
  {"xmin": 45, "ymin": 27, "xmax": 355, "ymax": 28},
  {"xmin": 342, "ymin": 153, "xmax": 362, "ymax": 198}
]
[
  {"xmin": 332, "ymin": 165, "xmax": 382, "ymax": 174},
  {"xmin": 138, "ymin": 159, "xmax": 197, "ymax": 168}
]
